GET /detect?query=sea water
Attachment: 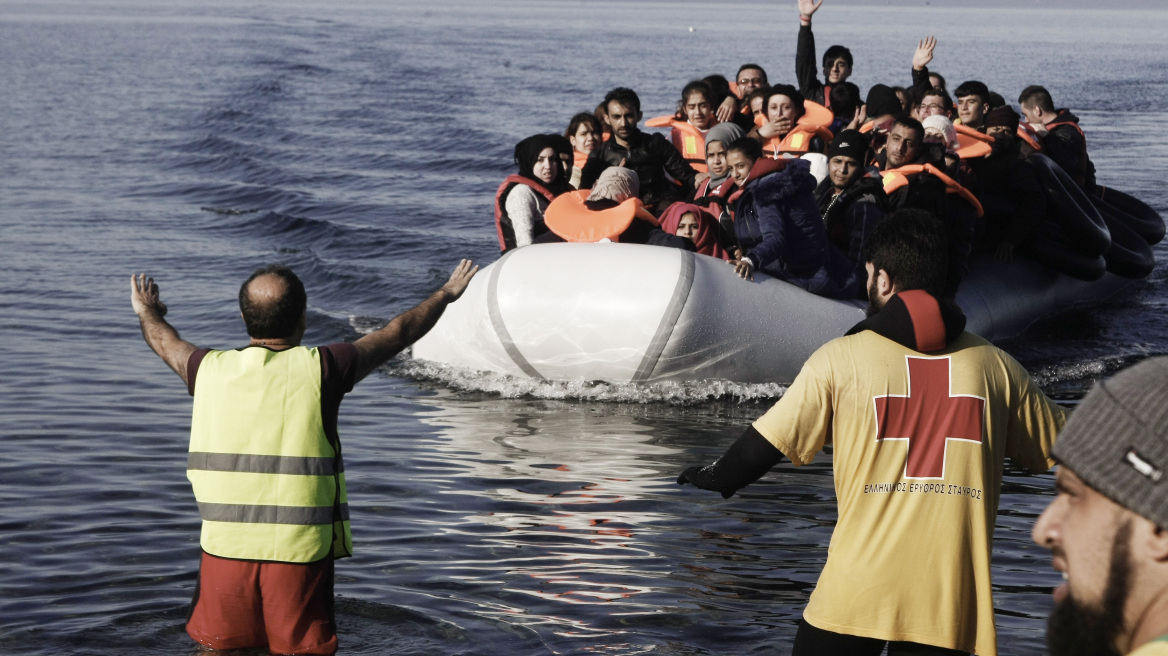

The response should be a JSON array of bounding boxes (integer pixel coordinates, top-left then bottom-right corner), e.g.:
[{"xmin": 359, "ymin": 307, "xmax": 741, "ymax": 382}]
[{"xmin": 2, "ymin": 1, "xmax": 1167, "ymax": 654}]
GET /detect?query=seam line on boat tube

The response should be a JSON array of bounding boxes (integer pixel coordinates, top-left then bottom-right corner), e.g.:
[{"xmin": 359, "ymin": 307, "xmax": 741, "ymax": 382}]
[
  {"xmin": 487, "ymin": 249, "xmax": 547, "ymax": 380},
  {"xmin": 632, "ymin": 249, "xmax": 696, "ymax": 382}
]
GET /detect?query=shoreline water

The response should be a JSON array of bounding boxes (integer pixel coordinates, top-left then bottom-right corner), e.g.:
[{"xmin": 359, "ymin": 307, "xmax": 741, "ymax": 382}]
[{"xmin": 2, "ymin": 2, "xmax": 1166, "ymax": 653}]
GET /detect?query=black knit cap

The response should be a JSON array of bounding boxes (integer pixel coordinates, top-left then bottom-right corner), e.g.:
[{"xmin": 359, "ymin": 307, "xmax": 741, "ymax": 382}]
[
  {"xmin": 983, "ymin": 106, "xmax": 1020, "ymax": 131},
  {"xmin": 827, "ymin": 129, "xmax": 870, "ymax": 163},
  {"xmin": 1053, "ymin": 357, "xmax": 1168, "ymax": 528}
]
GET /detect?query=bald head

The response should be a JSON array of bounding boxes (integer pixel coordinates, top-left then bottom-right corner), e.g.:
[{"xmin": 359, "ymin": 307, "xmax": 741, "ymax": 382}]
[{"xmin": 239, "ymin": 265, "xmax": 307, "ymax": 339}]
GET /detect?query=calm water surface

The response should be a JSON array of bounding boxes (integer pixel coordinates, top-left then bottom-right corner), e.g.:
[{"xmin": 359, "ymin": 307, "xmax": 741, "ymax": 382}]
[{"xmin": 3, "ymin": 2, "xmax": 1167, "ymax": 654}]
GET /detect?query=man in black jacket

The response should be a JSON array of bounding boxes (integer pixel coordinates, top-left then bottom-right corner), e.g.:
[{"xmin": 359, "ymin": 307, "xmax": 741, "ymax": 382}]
[
  {"xmin": 970, "ymin": 106, "xmax": 1047, "ymax": 263},
  {"xmin": 813, "ymin": 129, "xmax": 888, "ymax": 288},
  {"xmin": 795, "ymin": 0, "xmax": 858, "ymax": 111},
  {"xmin": 1019, "ymin": 85, "xmax": 1097, "ymax": 192},
  {"xmin": 579, "ymin": 87, "xmax": 696, "ymax": 214}
]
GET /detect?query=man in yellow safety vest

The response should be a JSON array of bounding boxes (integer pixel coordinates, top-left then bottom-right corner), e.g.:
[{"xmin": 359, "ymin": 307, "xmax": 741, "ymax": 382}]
[{"xmin": 129, "ymin": 259, "xmax": 477, "ymax": 654}]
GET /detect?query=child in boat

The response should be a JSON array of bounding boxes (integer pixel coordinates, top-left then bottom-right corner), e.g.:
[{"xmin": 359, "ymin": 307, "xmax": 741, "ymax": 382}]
[{"xmin": 724, "ymin": 137, "xmax": 860, "ymax": 298}]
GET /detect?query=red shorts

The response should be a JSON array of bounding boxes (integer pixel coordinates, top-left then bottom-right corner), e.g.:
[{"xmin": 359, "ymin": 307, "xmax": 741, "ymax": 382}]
[{"xmin": 186, "ymin": 551, "xmax": 337, "ymax": 655}]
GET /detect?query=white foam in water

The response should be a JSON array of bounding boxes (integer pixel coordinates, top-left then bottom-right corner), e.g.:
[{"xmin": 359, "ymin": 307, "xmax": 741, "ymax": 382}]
[
  {"xmin": 354, "ymin": 315, "xmax": 787, "ymax": 404},
  {"xmin": 1030, "ymin": 354, "xmax": 1155, "ymax": 389},
  {"xmin": 389, "ymin": 356, "xmax": 787, "ymax": 405}
]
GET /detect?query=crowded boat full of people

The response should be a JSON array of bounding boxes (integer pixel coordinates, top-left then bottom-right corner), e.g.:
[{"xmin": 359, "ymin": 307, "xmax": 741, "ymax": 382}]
[{"xmin": 423, "ymin": 2, "xmax": 1163, "ymax": 385}]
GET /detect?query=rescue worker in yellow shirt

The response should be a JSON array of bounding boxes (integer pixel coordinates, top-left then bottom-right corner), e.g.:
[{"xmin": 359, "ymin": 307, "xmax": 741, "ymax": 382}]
[
  {"xmin": 678, "ymin": 209, "xmax": 1065, "ymax": 656},
  {"xmin": 129, "ymin": 259, "xmax": 477, "ymax": 655},
  {"xmin": 1032, "ymin": 357, "xmax": 1168, "ymax": 656}
]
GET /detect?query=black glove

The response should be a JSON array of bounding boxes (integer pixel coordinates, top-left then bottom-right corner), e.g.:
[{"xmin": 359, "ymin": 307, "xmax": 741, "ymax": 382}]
[
  {"xmin": 676, "ymin": 425, "xmax": 785, "ymax": 499},
  {"xmin": 677, "ymin": 465, "xmax": 735, "ymax": 499}
]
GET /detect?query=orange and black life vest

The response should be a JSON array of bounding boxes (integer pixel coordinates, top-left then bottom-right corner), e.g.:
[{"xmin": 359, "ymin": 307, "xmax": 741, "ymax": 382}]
[
  {"xmin": 646, "ymin": 116, "xmax": 710, "ymax": 173},
  {"xmin": 757, "ymin": 100, "xmax": 835, "ymax": 158},
  {"xmin": 494, "ymin": 175, "xmax": 557, "ymax": 253},
  {"xmin": 881, "ymin": 163, "xmax": 984, "ymax": 218},
  {"xmin": 952, "ymin": 124, "xmax": 992, "ymax": 160},
  {"xmin": 1017, "ymin": 122, "xmax": 1043, "ymax": 153}
]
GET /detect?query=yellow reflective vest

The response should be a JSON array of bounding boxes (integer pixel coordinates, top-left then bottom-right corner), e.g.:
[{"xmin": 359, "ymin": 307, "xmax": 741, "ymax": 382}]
[{"xmin": 188, "ymin": 346, "xmax": 352, "ymax": 563}]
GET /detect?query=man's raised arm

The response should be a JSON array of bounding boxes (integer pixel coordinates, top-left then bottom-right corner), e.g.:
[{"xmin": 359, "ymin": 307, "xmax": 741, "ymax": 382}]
[
  {"xmin": 352, "ymin": 259, "xmax": 478, "ymax": 383},
  {"xmin": 131, "ymin": 273, "xmax": 198, "ymax": 386}
]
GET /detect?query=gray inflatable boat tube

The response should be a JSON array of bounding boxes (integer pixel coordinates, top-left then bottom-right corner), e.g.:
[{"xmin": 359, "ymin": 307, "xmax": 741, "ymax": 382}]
[{"xmin": 411, "ymin": 243, "xmax": 1134, "ymax": 384}]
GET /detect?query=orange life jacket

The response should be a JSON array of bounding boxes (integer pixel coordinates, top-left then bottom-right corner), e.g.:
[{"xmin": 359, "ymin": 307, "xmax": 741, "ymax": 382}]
[
  {"xmin": 953, "ymin": 124, "xmax": 992, "ymax": 159},
  {"xmin": 1017, "ymin": 122, "xmax": 1043, "ymax": 152},
  {"xmin": 756, "ymin": 100, "xmax": 834, "ymax": 158},
  {"xmin": 881, "ymin": 163, "xmax": 984, "ymax": 218},
  {"xmin": 646, "ymin": 115, "xmax": 710, "ymax": 173},
  {"xmin": 494, "ymin": 175, "xmax": 557, "ymax": 253},
  {"xmin": 573, "ymin": 150, "xmax": 589, "ymax": 170},
  {"xmin": 543, "ymin": 189, "xmax": 659, "ymax": 243}
]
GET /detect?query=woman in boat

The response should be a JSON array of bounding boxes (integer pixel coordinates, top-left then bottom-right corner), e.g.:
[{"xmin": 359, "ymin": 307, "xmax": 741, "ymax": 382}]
[
  {"xmin": 494, "ymin": 134, "xmax": 562, "ymax": 253},
  {"xmin": 565, "ymin": 112, "xmax": 602, "ymax": 189},
  {"xmin": 660, "ymin": 202, "xmax": 729, "ymax": 260},
  {"xmin": 748, "ymin": 84, "xmax": 828, "ymax": 157}
]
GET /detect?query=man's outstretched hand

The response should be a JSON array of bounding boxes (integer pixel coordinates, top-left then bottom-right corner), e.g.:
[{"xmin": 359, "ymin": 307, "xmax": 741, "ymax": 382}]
[
  {"xmin": 131, "ymin": 273, "xmax": 167, "ymax": 318},
  {"xmin": 913, "ymin": 36, "xmax": 937, "ymax": 72},
  {"xmin": 678, "ymin": 465, "xmax": 736, "ymax": 499},
  {"xmin": 440, "ymin": 259, "xmax": 479, "ymax": 302},
  {"xmin": 798, "ymin": 0, "xmax": 823, "ymax": 20}
]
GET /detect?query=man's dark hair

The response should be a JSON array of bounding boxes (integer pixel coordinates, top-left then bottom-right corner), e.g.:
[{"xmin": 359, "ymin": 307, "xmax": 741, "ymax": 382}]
[
  {"xmin": 929, "ymin": 71, "xmax": 947, "ymax": 90},
  {"xmin": 914, "ymin": 86, "xmax": 953, "ymax": 114},
  {"xmin": 765, "ymin": 84, "xmax": 807, "ymax": 121},
  {"xmin": 862, "ymin": 208, "xmax": 949, "ymax": 297},
  {"xmin": 726, "ymin": 136, "xmax": 763, "ymax": 162},
  {"xmin": 829, "ymin": 82, "xmax": 861, "ymax": 119},
  {"xmin": 822, "ymin": 45, "xmax": 853, "ymax": 71},
  {"xmin": 892, "ymin": 116, "xmax": 925, "ymax": 143},
  {"xmin": 986, "ymin": 91, "xmax": 1005, "ymax": 111},
  {"xmin": 736, "ymin": 63, "xmax": 768, "ymax": 84},
  {"xmin": 239, "ymin": 265, "xmax": 307, "ymax": 339},
  {"xmin": 565, "ymin": 112, "xmax": 601, "ymax": 141},
  {"xmin": 1019, "ymin": 85, "xmax": 1056, "ymax": 112},
  {"xmin": 702, "ymin": 74, "xmax": 732, "ymax": 106},
  {"xmin": 954, "ymin": 80, "xmax": 990, "ymax": 103},
  {"xmin": 604, "ymin": 87, "xmax": 641, "ymax": 114}
]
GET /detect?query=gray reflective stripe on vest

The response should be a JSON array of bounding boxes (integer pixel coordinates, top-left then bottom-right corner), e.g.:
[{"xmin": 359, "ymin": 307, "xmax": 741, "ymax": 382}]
[
  {"xmin": 198, "ymin": 502, "xmax": 351, "ymax": 525},
  {"xmin": 188, "ymin": 452, "xmax": 343, "ymax": 476}
]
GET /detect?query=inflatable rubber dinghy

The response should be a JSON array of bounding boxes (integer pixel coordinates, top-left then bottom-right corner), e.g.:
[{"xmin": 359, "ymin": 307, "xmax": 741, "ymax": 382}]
[{"xmin": 411, "ymin": 243, "xmax": 1136, "ymax": 385}]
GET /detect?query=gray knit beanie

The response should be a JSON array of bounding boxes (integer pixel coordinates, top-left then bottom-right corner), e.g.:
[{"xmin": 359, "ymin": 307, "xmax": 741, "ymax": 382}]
[{"xmin": 1053, "ymin": 357, "xmax": 1168, "ymax": 527}]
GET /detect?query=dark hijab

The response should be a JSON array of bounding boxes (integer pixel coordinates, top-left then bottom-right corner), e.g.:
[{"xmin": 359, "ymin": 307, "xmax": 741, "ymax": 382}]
[
  {"xmin": 545, "ymin": 133, "xmax": 575, "ymax": 193},
  {"xmin": 513, "ymin": 134, "xmax": 560, "ymax": 184}
]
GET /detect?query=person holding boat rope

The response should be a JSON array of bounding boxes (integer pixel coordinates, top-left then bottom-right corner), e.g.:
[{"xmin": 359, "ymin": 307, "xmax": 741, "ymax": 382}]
[
  {"xmin": 678, "ymin": 209, "xmax": 1065, "ymax": 656},
  {"xmin": 130, "ymin": 260, "xmax": 477, "ymax": 654}
]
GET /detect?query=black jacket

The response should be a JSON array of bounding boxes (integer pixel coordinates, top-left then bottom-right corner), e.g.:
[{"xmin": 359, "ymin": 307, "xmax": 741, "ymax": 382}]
[
  {"xmin": 578, "ymin": 130, "xmax": 696, "ymax": 213},
  {"xmin": 968, "ymin": 142, "xmax": 1047, "ymax": 248},
  {"xmin": 814, "ymin": 173, "xmax": 889, "ymax": 283},
  {"xmin": 1041, "ymin": 109, "xmax": 1096, "ymax": 192}
]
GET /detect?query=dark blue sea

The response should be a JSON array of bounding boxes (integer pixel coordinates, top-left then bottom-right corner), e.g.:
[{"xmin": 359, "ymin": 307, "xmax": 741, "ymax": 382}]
[{"xmin": 3, "ymin": 1, "xmax": 1167, "ymax": 654}]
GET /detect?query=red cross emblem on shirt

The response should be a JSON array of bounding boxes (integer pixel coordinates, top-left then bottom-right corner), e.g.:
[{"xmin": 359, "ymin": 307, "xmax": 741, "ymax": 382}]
[{"xmin": 874, "ymin": 356, "xmax": 985, "ymax": 479}]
